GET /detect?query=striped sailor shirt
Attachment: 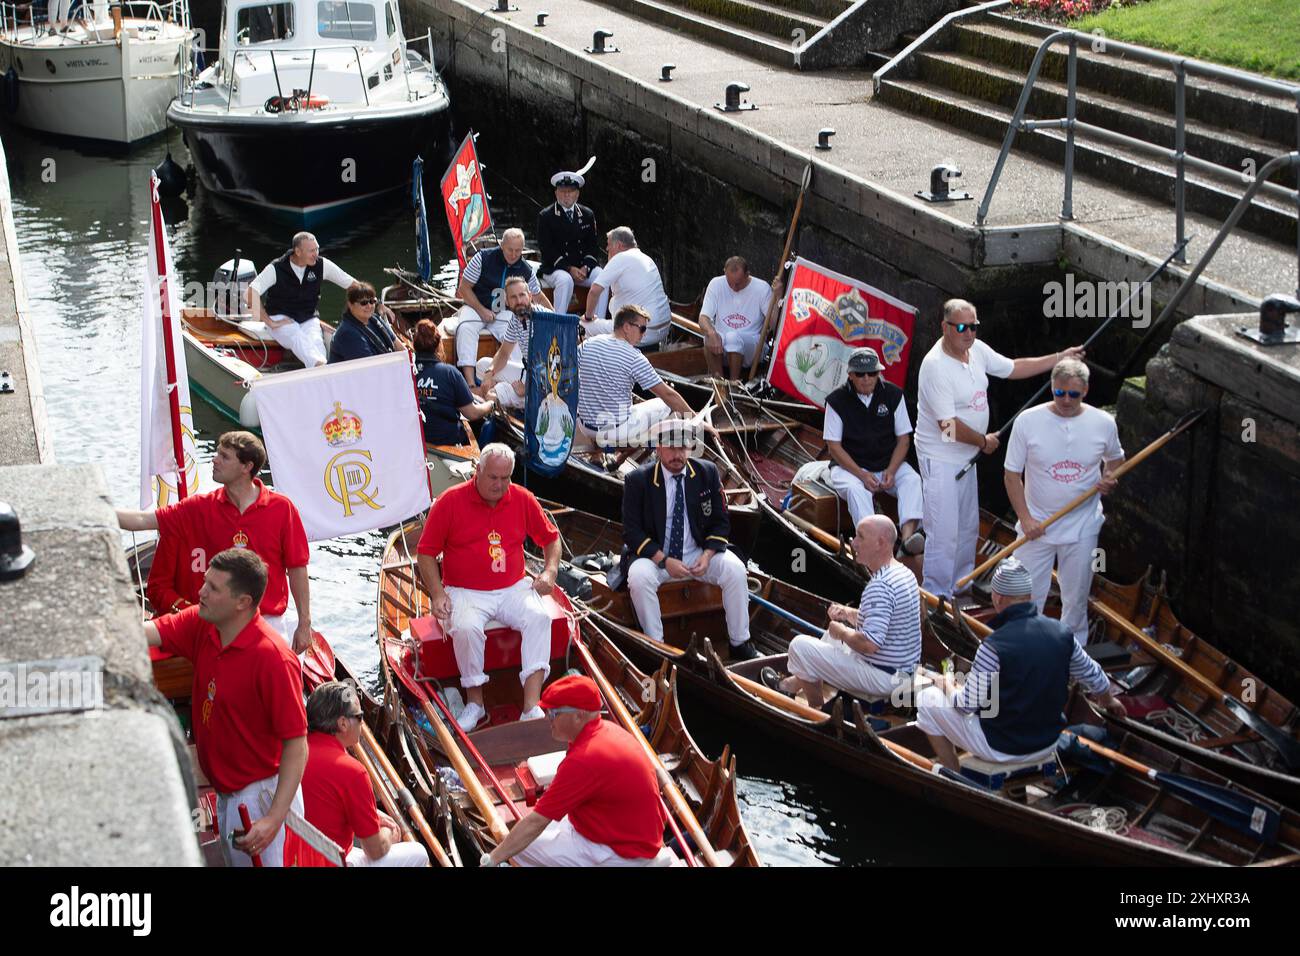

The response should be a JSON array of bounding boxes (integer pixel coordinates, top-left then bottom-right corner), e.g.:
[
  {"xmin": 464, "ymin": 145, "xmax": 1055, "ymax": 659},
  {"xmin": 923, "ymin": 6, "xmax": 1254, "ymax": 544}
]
[
  {"xmin": 957, "ymin": 632, "xmax": 1110, "ymax": 714},
  {"xmin": 576, "ymin": 334, "xmax": 663, "ymax": 431},
  {"xmin": 856, "ymin": 561, "xmax": 921, "ymax": 672}
]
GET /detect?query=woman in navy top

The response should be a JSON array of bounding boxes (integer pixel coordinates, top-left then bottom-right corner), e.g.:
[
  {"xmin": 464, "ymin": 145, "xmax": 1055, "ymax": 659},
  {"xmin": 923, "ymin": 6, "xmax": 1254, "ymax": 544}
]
[
  {"xmin": 412, "ymin": 319, "xmax": 493, "ymax": 445},
  {"xmin": 328, "ymin": 281, "xmax": 401, "ymax": 364}
]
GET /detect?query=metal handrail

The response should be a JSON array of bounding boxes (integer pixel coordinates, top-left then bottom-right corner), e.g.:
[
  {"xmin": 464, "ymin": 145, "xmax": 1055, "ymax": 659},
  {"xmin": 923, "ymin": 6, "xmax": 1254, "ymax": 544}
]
[
  {"xmin": 1, "ymin": 0, "xmax": 189, "ymax": 36},
  {"xmin": 872, "ymin": 0, "xmax": 1010, "ymax": 96},
  {"xmin": 975, "ymin": 27, "xmax": 1300, "ymax": 271}
]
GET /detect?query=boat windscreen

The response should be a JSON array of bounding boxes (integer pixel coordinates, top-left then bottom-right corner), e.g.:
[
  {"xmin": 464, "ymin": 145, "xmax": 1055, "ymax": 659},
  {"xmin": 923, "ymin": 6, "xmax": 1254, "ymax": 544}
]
[
  {"xmin": 237, "ymin": 3, "xmax": 295, "ymax": 44},
  {"xmin": 317, "ymin": 0, "xmax": 377, "ymax": 42}
]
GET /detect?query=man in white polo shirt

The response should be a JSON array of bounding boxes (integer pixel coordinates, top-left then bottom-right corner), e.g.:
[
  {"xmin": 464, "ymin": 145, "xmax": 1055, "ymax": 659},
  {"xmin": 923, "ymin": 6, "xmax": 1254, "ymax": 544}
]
[
  {"xmin": 581, "ymin": 227, "xmax": 672, "ymax": 345},
  {"xmin": 577, "ymin": 305, "xmax": 694, "ymax": 447},
  {"xmin": 914, "ymin": 298, "xmax": 1084, "ymax": 599},
  {"xmin": 1004, "ymin": 358, "xmax": 1125, "ymax": 645},
  {"xmin": 698, "ymin": 256, "xmax": 778, "ymax": 380}
]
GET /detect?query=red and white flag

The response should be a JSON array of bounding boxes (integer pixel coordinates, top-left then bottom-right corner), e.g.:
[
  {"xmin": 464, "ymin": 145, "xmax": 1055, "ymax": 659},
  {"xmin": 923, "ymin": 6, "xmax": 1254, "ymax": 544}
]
[
  {"xmin": 139, "ymin": 172, "xmax": 204, "ymax": 508},
  {"xmin": 440, "ymin": 131, "xmax": 493, "ymax": 269},
  {"xmin": 282, "ymin": 810, "xmax": 347, "ymax": 868},
  {"xmin": 767, "ymin": 257, "xmax": 917, "ymax": 409}
]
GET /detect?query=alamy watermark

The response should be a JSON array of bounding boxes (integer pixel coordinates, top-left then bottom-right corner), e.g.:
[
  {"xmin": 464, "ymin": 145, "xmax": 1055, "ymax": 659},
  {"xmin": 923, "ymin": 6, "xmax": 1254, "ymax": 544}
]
[
  {"xmin": 1043, "ymin": 274, "xmax": 1152, "ymax": 328},
  {"xmin": 0, "ymin": 657, "xmax": 104, "ymax": 718}
]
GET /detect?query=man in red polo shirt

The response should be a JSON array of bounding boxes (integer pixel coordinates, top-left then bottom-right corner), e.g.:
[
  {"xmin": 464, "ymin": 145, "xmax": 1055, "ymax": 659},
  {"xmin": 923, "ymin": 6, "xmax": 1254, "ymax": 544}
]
[
  {"xmin": 120, "ymin": 430, "xmax": 314, "ymax": 653},
  {"xmin": 301, "ymin": 681, "xmax": 429, "ymax": 867},
  {"xmin": 481, "ymin": 676, "xmax": 680, "ymax": 867},
  {"xmin": 144, "ymin": 548, "xmax": 308, "ymax": 867},
  {"xmin": 416, "ymin": 443, "xmax": 562, "ymax": 731}
]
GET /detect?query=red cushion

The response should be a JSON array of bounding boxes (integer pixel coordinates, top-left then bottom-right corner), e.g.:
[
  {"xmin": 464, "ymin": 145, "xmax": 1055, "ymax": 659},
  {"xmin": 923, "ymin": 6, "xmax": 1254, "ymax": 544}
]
[{"xmin": 410, "ymin": 593, "xmax": 573, "ymax": 680}]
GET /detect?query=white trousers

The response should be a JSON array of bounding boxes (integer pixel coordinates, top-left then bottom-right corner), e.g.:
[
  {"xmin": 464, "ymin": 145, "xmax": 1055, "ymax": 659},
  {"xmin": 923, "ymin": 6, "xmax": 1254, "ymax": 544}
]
[
  {"xmin": 626, "ymin": 550, "xmax": 751, "ymax": 645},
  {"xmin": 1016, "ymin": 532, "xmax": 1099, "ymax": 646},
  {"xmin": 452, "ymin": 304, "xmax": 512, "ymax": 369},
  {"xmin": 919, "ymin": 455, "xmax": 981, "ymax": 597},
  {"xmin": 578, "ymin": 397, "xmax": 671, "ymax": 448},
  {"xmin": 446, "ymin": 578, "xmax": 553, "ymax": 689},
  {"xmin": 216, "ymin": 773, "xmax": 305, "ymax": 868},
  {"xmin": 267, "ymin": 315, "xmax": 327, "ymax": 367},
  {"xmin": 828, "ymin": 462, "xmax": 924, "ymax": 527},
  {"xmin": 914, "ymin": 685, "xmax": 1058, "ymax": 764},
  {"xmin": 786, "ymin": 632, "xmax": 903, "ymax": 699},
  {"xmin": 476, "ymin": 354, "xmax": 525, "ymax": 409},
  {"xmin": 514, "ymin": 817, "xmax": 681, "ymax": 867},
  {"xmin": 345, "ymin": 840, "xmax": 430, "ymax": 868},
  {"xmin": 543, "ymin": 266, "xmax": 604, "ymax": 315}
]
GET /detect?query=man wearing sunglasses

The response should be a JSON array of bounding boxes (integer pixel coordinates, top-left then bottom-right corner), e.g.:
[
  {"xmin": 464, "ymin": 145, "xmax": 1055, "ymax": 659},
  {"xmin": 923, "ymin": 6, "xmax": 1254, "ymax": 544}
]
[
  {"xmin": 914, "ymin": 299, "xmax": 1085, "ymax": 600},
  {"xmin": 1003, "ymin": 358, "xmax": 1124, "ymax": 645},
  {"xmin": 824, "ymin": 347, "xmax": 925, "ymax": 555},
  {"xmin": 301, "ymin": 681, "xmax": 429, "ymax": 866}
]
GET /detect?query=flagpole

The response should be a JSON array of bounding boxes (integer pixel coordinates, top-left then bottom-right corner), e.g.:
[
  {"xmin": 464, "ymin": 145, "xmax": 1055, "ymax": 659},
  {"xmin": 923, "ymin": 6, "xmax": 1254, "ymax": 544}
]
[{"xmin": 151, "ymin": 172, "xmax": 189, "ymax": 501}]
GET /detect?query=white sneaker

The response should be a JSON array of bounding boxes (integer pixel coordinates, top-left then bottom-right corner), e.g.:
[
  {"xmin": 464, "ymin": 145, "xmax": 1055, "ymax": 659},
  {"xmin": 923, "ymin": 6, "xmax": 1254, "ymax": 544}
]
[
  {"xmin": 519, "ymin": 705, "xmax": 545, "ymax": 721},
  {"xmin": 456, "ymin": 701, "xmax": 486, "ymax": 732}
]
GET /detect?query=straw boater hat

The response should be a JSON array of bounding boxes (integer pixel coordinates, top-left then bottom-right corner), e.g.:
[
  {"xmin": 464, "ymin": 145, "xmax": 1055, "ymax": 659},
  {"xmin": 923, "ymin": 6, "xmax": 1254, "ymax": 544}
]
[
  {"xmin": 550, "ymin": 157, "xmax": 597, "ymax": 190},
  {"xmin": 990, "ymin": 557, "xmax": 1034, "ymax": 598}
]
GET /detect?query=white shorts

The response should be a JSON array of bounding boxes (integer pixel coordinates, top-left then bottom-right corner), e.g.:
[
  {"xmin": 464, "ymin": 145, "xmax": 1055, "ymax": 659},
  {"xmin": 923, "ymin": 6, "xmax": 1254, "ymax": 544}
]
[
  {"xmin": 718, "ymin": 327, "xmax": 762, "ymax": 365},
  {"xmin": 513, "ymin": 817, "xmax": 682, "ymax": 867},
  {"xmin": 267, "ymin": 315, "xmax": 327, "ymax": 368},
  {"xmin": 216, "ymin": 772, "xmax": 306, "ymax": 868},
  {"xmin": 345, "ymin": 840, "xmax": 430, "ymax": 867}
]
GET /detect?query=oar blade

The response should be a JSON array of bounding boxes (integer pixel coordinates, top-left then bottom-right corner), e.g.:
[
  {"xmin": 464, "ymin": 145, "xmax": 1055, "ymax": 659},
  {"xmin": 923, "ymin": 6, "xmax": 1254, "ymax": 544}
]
[
  {"xmin": 1158, "ymin": 769, "xmax": 1282, "ymax": 845},
  {"xmin": 1224, "ymin": 696, "xmax": 1300, "ymax": 772}
]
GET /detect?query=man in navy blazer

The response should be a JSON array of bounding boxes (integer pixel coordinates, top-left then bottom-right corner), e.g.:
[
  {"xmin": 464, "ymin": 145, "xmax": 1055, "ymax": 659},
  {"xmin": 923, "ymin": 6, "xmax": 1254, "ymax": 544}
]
[{"xmin": 621, "ymin": 420, "xmax": 759, "ymax": 660}]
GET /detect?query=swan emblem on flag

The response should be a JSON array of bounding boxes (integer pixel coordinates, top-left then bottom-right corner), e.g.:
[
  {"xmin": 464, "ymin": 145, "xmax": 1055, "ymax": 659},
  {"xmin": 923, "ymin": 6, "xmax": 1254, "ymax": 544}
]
[{"xmin": 536, "ymin": 337, "xmax": 575, "ymax": 467}]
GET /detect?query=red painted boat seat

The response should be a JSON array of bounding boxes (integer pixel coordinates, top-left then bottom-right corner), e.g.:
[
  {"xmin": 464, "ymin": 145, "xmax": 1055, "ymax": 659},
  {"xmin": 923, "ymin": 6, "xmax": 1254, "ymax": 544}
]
[{"xmin": 409, "ymin": 595, "xmax": 573, "ymax": 680}]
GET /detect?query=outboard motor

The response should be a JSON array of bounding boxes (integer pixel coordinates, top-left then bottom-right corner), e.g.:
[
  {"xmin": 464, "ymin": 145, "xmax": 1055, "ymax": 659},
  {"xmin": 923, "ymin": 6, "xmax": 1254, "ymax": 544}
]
[
  {"xmin": 211, "ymin": 256, "xmax": 258, "ymax": 319},
  {"xmin": 154, "ymin": 151, "xmax": 187, "ymax": 198}
]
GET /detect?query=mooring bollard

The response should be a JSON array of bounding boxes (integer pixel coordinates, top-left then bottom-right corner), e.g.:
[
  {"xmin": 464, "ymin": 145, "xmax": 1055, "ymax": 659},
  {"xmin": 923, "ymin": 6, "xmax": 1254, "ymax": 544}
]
[
  {"xmin": 585, "ymin": 30, "xmax": 617, "ymax": 54},
  {"xmin": 660, "ymin": 64, "xmax": 675, "ymax": 82},
  {"xmin": 916, "ymin": 164, "xmax": 971, "ymax": 202},
  {"xmin": 0, "ymin": 501, "xmax": 35, "ymax": 581},
  {"xmin": 816, "ymin": 128, "xmax": 835, "ymax": 150},
  {"xmin": 715, "ymin": 81, "xmax": 757, "ymax": 113}
]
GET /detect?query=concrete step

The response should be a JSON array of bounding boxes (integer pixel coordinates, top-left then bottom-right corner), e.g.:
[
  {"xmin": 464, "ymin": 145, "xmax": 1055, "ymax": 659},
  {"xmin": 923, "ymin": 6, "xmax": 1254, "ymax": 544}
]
[
  {"xmin": 863, "ymin": 48, "xmax": 894, "ymax": 72},
  {"xmin": 668, "ymin": 0, "xmax": 829, "ymax": 41},
  {"xmin": 761, "ymin": 0, "xmax": 854, "ymax": 19},
  {"xmin": 878, "ymin": 76, "xmax": 1298, "ymax": 244},
  {"xmin": 591, "ymin": 0, "xmax": 802, "ymax": 65},
  {"xmin": 913, "ymin": 48, "xmax": 1297, "ymax": 190},
  {"xmin": 953, "ymin": 14, "xmax": 1299, "ymax": 149}
]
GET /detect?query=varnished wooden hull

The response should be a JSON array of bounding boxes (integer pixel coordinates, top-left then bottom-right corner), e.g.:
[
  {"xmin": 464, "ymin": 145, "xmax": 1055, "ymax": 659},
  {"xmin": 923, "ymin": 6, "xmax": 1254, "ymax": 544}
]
[
  {"xmin": 375, "ymin": 520, "xmax": 760, "ymax": 866},
  {"xmin": 537, "ymin": 506, "xmax": 1300, "ymax": 865}
]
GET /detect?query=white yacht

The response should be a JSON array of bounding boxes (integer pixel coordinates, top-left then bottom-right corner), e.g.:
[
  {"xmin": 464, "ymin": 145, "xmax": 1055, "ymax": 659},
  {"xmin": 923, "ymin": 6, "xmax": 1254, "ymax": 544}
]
[
  {"xmin": 0, "ymin": 0, "xmax": 193, "ymax": 144},
  {"xmin": 166, "ymin": 0, "xmax": 450, "ymax": 220}
]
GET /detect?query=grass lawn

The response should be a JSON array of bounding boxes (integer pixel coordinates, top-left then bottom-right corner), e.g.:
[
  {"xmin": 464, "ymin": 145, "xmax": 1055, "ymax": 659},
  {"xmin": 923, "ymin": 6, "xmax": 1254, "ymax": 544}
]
[{"xmin": 1078, "ymin": 0, "xmax": 1300, "ymax": 80}]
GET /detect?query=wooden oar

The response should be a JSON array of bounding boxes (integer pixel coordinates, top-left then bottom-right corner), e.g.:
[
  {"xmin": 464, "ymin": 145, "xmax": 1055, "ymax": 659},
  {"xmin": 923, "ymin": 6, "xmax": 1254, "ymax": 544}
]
[
  {"xmin": 357, "ymin": 723, "xmax": 454, "ymax": 867},
  {"xmin": 1066, "ymin": 733, "xmax": 1282, "ymax": 843},
  {"xmin": 956, "ymin": 409, "xmax": 1206, "ymax": 589},
  {"xmin": 747, "ymin": 162, "xmax": 813, "ymax": 382},
  {"xmin": 569, "ymin": 627, "xmax": 716, "ymax": 867},
  {"xmin": 783, "ymin": 507, "xmax": 846, "ymax": 555},
  {"xmin": 400, "ymin": 674, "xmax": 513, "ymax": 844},
  {"xmin": 1088, "ymin": 600, "xmax": 1300, "ymax": 771}
]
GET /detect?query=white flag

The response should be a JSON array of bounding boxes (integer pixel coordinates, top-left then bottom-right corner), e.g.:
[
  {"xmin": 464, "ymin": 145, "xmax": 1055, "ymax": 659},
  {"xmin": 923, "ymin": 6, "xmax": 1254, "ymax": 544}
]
[
  {"xmin": 139, "ymin": 172, "xmax": 204, "ymax": 508},
  {"xmin": 252, "ymin": 352, "xmax": 431, "ymax": 541}
]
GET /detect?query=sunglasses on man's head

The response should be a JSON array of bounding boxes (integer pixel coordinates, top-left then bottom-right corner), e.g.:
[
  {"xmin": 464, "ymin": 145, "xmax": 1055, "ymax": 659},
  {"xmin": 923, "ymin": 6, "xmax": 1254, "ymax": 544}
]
[
  {"xmin": 1053, "ymin": 388, "xmax": 1083, "ymax": 399},
  {"xmin": 945, "ymin": 321, "xmax": 979, "ymax": 333}
]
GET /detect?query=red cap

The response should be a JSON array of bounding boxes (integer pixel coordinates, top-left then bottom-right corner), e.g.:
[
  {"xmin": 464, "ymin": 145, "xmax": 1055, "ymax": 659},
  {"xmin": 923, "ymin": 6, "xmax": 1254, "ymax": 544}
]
[{"xmin": 539, "ymin": 675, "xmax": 602, "ymax": 712}]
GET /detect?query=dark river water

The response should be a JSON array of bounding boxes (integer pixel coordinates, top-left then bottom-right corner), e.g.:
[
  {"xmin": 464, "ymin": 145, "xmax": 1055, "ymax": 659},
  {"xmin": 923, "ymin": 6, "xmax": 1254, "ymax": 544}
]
[{"xmin": 2, "ymin": 119, "xmax": 1050, "ymax": 866}]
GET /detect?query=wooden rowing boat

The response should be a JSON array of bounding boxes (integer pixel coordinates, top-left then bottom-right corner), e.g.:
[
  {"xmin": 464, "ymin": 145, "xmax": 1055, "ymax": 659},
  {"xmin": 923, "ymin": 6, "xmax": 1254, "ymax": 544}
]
[
  {"xmin": 374, "ymin": 519, "xmax": 760, "ymax": 866},
  {"xmin": 938, "ymin": 511, "xmax": 1300, "ymax": 807},
  {"xmin": 126, "ymin": 538, "xmax": 460, "ymax": 866},
  {"xmin": 531, "ymin": 504, "xmax": 1300, "ymax": 865}
]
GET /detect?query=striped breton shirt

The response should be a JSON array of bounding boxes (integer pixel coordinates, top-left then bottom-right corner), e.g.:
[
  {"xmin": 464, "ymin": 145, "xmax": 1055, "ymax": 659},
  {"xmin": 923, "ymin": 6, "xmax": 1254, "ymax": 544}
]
[
  {"xmin": 957, "ymin": 637, "xmax": 1110, "ymax": 714},
  {"xmin": 576, "ymin": 334, "xmax": 663, "ymax": 431},
  {"xmin": 856, "ymin": 560, "xmax": 921, "ymax": 672}
]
